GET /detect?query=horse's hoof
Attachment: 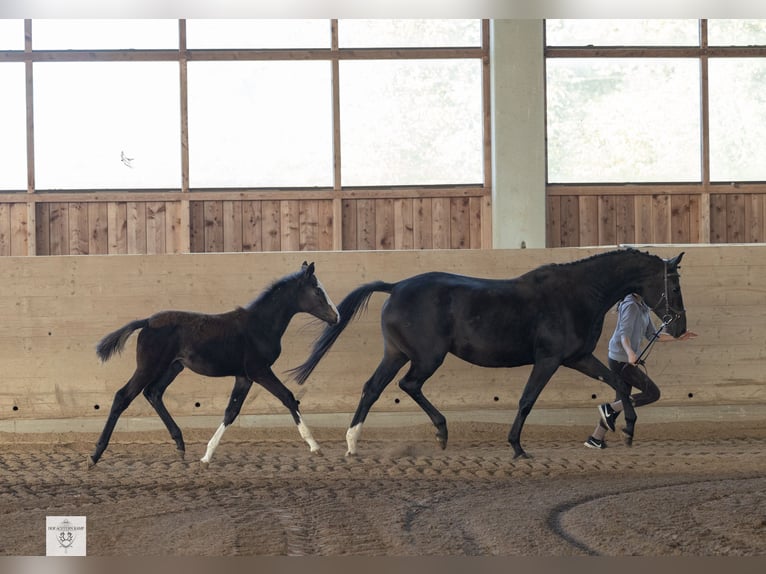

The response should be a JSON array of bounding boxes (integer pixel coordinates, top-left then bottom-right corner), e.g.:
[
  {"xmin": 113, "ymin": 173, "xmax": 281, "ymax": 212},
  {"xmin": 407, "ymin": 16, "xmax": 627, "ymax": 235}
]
[
  {"xmin": 311, "ymin": 448, "xmax": 324, "ymax": 457},
  {"xmin": 621, "ymin": 429, "xmax": 633, "ymax": 447},
  {"xmin": 87, "ymin": 456, "xmax": 97, "ymax": 469},
  {"xmin": 177, "ymin": 449, "xmax": 186, "ymax": 460},
  {"xmin": 437, "ymin": 438, "xmax": 448, "ymax": 450},
  {"xmin": 512, "ymin": 451, "xmax": 531, "ymax": 460},
  {"xmin": 345, "ymin": 451, "xmax": 357, "ymax": 458}
]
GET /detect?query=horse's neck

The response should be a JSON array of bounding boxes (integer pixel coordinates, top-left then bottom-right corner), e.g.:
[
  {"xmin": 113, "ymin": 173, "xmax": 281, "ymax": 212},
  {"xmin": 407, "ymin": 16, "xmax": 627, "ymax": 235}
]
[
  {"xmin": 589, "ymin": 255, "xmax": 655, "ymax": 310},
  {"xmin": 247, "ymin": 287, "xmax": 299, "ymax": 335}
]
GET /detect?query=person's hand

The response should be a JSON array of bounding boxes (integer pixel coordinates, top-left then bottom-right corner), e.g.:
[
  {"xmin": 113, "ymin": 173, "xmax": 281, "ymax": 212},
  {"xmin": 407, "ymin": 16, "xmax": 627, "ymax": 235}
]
[{"xmin": 677, "ymin": 330, "xmax": 697, "ymax": 341}]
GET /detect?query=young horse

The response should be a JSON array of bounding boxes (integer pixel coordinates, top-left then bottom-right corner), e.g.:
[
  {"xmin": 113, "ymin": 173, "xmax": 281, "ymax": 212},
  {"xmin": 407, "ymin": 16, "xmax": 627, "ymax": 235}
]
[
  {"xmin": 89, "ymin": 261, "xmax": 339, "ymax": 467},
  {"xmin": 290, "ymin": 249, "xmax": 687, "ymax": 459}
]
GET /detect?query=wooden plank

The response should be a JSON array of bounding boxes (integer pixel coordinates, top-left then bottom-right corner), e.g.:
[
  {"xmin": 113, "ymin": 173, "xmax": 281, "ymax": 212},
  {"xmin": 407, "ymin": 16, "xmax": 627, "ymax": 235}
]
[
  {"xmin": 450, "ymin": 196, "xmax": 470, "ymax": 249},
  {"xmin": 261, "ymin": 200, "xmax": 281, "ymax": 252},
  {"xmin": 203, "ymin": 200, "xmax": 224, "ymax": 253},
  {"xmin": 68, "ymin": 202, "xmax": 89, "ymax": 255},
  {"xmin": 341, "ymin": 199, "xmax": 357, "ymax": 251},
  {"xmin": 317, "ymin": 199, "xmax": 334, "ymax": 251},
  {"xmin": 87, "ymin": 202, "xmax": 109, "ymax": 255},
  {"xmin": 49, "ymin": 203, "xmax": 69, "ymax": 255},
  {"xmin": 375, "ymin": 198, "xmax": 394, "ymax": 250},
  {"xmin": 556, "ymin": 196, "xmax": 577, "ymax": 247},
  {"xmin": 413, "ymin": 198, "xmax": 432, "ymax": 249},
  {"xmin": 299, "ymin": 200, "xmax": 319, "ymax": 251},
  {"xmin": 671, "ymin": 194, "xmax": 691, "ymax": 244},
  {"xmin": 146, "ymin": 202, "xmax": 167, "ymax": 255},
  {"xmin": 242, "ymin": 201, "xmax": 263, "ymax": 252},
  {"xmin": 189, "ymin": 201, "xmax": 205, "ymax": 253},
  {"xmin": 127, "ymin": 202, "xmax": 147, "ymax": 254},
  {"xmin": 393, "ymin": 198, "xmax": 413, "ymax": 250},
  {"xmin": 709, "ymin": 194, "xmax": 727, "ymax": 243},
  {"xmin": 577, "ymin": 196, "xmax": 597, "ymax": 247},
  {"xmin": 726, "ymin": 194, "xmax": 746, "ymax": 244},
  {"xmin": 0, "ymin": 204, "xmax": 10, "ymax": 256},
  {"xmin": 634, "ymin": 195, "xmax": 653, "ymax": 243},
  {"xmin": 356, "ymin": 199, "xmax": 375, "ymax": 250},
  {"xmin": 165, "ymin": 200, "xmax": 183, "ymax": 254},
  {"xmin": 10, "ymin": 202, "xmax": 28, "ymax": 256},
  {"xmin": 651, "ymin": 194, "xmax": 671, "ymax": 243},
  {"xmin": 688, "ymin": 193, "xmax": 701, "ymax": 245},
  {"xmin": 614, "ymin": 195, "xmax": 635, "ymax": 244},
  {"xmin": 469, "ymin": 196, "xmax": 482, "ymax": 249},
  {"xmin": 546, "ymin": 196, "xmax": 561, "ymax": 247},
  {"xmin": 280, "ymin": 200, "xmax": 300, "ymax": 251},
  {"xmin": 107, "ymin": 202, "xmax": 128, "ymax": 254},
  {"xmin": 598, "ymin": 195, "xmax": 616, "ymax": 245},
  {"xmin": 432, "ymin": 197, "xmax": 450, "ymax": 249},
  {"xmin": 222, "ymin": 200, "xmax": 243, "ymax": 253}
]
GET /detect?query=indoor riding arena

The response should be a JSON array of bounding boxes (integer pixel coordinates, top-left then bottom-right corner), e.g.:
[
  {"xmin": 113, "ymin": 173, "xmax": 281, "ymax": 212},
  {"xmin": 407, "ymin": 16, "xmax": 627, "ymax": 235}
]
[{"xmin": 0, "ymin": 18, "xmax": 765, "ymax": 560}]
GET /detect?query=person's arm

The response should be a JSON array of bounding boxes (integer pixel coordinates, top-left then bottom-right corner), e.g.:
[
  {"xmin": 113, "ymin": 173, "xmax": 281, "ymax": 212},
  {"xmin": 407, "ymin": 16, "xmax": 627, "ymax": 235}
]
[
  {"xmin": 621, "ymin": 334, "xmax": 639, "ymax": 364},
  {"xmin": 658, "ymin": 330, "xmax": 697, "ymax": 342}
]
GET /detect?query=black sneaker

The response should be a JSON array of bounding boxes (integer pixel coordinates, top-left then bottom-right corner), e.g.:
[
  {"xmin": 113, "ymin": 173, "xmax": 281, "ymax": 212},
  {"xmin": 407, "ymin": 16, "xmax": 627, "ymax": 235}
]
[
  {"xmin": 583, "ymin": 436, "xmax": 607, "ymax": 449},
  {"xmin": 598, "ymin": 403, "xmax": 619, "ymax": 432}
]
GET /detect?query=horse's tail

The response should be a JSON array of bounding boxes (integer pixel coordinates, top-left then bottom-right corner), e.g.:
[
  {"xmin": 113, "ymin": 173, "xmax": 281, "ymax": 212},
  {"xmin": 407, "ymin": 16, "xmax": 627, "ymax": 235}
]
[
  {"xmin": 96, "ymin": 319, "xmax": 149, "ymax": 362},
  {"xmin": 289, "ymin": 280, "xmax": 395, "ymax": 385}
]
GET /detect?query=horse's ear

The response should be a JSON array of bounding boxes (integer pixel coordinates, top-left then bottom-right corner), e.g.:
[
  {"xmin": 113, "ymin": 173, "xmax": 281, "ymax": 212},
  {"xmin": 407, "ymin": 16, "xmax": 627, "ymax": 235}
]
[
  {"xmin": 668, "ymin": 252, "xmax": 685, "ymax": 268},
  {"xmin": 302, "ymin": 261, "xmax": 315, "ymax": 276}
]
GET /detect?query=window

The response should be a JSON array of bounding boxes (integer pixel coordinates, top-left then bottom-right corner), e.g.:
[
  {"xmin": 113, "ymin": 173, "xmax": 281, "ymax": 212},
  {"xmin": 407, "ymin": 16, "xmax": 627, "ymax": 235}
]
[
  {"xmin": 32, "ymin": 19, "xmax": 178, "ymax": 49},
  {"xmin": 0, "ymin": 64, "xmax": 26, "ymax": 190},
  {"xmin": 340, "ymin": 59, "xmax": 483, "ymax": 186},
  {"xmin": 0, "ymin": 19, "xmax": 24, "ymax": 50},
  {"xmin": 546, "ymin": 58, "xmax": 700, "ymax": 183},
  {"xmin": 339, "ymin": 19, "xmax": 481, "ymax": 48},
  {"xmin": 33, "ymin": 62, "xmax": 181, "ymax": 190},
  {"xmin": 186, "ymin": 19, "xmax": 329, "ymax": 49},
  {"xmin": 187, "ymin": 61, "xmax": 333, "ymax": 188}
]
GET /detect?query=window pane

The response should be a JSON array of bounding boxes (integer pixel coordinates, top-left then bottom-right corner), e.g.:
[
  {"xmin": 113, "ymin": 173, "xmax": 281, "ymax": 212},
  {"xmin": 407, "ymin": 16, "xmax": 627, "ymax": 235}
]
[
  {"xmin": 187, "ymin": 61, "xmax": 332, "ymax": 187},
  {"xmin": 339, "ymin": 19, "xmax": 481, "ymax": 48},
  {"xmin": 709, "ymin": 59, "xmax": 766, "ymax": 181},
  {"xmin": 0, "ymin": 64, "xmax": 26, "ymax": 190},
  {"xmin": 32, "ymin": 19, "xmax": 178, "ymax": 49},
  {"xmin": 186, "ymin": 20, "xmax": 329, "ymax": 49},
  {"xmin": 34, "ymin": 62, "xmax": 181, "ymax": 189},
  {"xmin": 708, "ymin": 19, "xmax": 766, "ymax": 46},
  {"xmin": 546, "ymin": 19, "xmax": 699, "ymax": 46},
  {"xmin": 0, "ymin": 19, "xmax": 24, "ymax": 50},
  {"xmin": 546, "ymin": 59, "xmax": 700, "ymax": 183},
  {"xmin": 340, "ymin": 60, "xmax": 483, "ymax": 186}
]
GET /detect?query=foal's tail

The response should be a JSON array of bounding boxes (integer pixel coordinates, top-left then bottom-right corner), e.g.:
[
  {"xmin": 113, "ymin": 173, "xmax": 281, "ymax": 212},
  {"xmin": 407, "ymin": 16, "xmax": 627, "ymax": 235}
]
[
  {"xmin": 96, "ymin": 319, "xmax": 149, "ymax": 362},
  {"xmin": 289, "ymin": 280, "xmax": 395, "ymax": 385}
]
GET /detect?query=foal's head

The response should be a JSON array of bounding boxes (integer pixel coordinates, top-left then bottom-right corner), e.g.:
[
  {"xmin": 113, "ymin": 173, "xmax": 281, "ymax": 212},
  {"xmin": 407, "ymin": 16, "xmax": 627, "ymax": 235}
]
[
  {"xmin": 293, "ymin": 261, "xmax": 340, "ymax": 325},
  {"xmin": 637, "ymin": 251, "xmax": 687, "ymax": 338}
]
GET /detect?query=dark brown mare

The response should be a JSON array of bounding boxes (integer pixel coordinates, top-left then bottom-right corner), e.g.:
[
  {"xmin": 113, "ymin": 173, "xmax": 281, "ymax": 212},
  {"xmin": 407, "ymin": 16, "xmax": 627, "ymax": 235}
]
[
  {"xmin": 290, "ymin": 249, "xmax": 687, "ymax": 459},
  {"xmin": 89, "ymin": 262, "xmax": 339, "ymax": 467}
]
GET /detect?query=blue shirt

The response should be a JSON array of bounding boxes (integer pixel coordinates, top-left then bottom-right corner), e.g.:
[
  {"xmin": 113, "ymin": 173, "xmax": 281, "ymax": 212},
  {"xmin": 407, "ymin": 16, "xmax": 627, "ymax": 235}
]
[{"xmin": 608, "ymin": 294, "xmax": 656, "ymax": 363}]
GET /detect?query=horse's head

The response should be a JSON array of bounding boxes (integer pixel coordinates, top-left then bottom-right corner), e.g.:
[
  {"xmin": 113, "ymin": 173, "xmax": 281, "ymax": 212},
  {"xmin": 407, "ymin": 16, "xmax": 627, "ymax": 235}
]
[
  {"xmin": 295, "ymin": 261, "xmax": 340, "ymax": 325},
  {"xmin": 640, "ymin": 252, "xmax": 687, "ymax": 338}
]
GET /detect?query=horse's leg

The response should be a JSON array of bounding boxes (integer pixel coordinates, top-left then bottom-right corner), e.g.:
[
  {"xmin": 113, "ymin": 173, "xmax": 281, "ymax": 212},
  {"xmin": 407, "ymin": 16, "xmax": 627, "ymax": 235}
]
[
  {"xmin": 142, "ymin": 361, "xmax": 185, "ymax": 458},
  {"xmin": 201, "ymin": 375, "xmax": 253, "ymax": 464},
  {"xmin": 508, "ymin": 358, "xmax": 561, "ymax": 459},
  {"xmin": 346, "ymin": 351, "xmax": 408, "ymax": 456},
  {"xmin": 397, "ymin": 358, "xmax": 447, "ymax": 449},
  {"xmin": 89, "ymin": 369, "xmax": 152, "ymax": 467},
  {"xmin": 247, "ymin": 367, "xmax": 323, "ymax": 455},
  {"xmin": 565, "ymin": 354, "xmax": 636, "ymax": 444}
]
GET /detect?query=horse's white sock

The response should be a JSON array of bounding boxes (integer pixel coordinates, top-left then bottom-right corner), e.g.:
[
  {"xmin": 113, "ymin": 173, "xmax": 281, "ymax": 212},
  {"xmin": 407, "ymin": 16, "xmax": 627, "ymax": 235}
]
[
  {"xmin": 297, "ymin": 415, "xmax": 320, "ymax": 452},
  {"xmin": 201, "ymin": 422, "xmax": 227, "ymax": 463},
  {"xmin": 346, "ymin": 423, "xmax": 363, "ymax": 456}
]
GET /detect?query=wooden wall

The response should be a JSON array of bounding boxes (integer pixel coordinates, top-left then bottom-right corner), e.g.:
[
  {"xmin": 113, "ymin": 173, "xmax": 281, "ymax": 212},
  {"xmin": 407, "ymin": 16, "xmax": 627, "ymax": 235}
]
[
  {"xmin": 1, "ymin": 189, "xmax": 490, "ymax": 256},
  {"xmin": 1, "ymin": 246, "xmax": 764, "ymax": 430},
  {"xmin": 546, "ymin": 186, "xmax": 766, "ymax": 247}
]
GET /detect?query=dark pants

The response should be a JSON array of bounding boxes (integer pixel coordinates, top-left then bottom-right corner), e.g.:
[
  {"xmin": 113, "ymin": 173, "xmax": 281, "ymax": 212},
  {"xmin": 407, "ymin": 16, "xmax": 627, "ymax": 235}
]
[{"xmin": 608, "ymin": 358, "xmax": 661, "ymax": 408}]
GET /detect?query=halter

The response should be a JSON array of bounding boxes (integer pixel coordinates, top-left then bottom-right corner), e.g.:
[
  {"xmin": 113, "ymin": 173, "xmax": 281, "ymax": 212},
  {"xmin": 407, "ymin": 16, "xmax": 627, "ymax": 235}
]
[{"xmin": 650, "ymin": 260, "xmax": 686, "ymax": 328}]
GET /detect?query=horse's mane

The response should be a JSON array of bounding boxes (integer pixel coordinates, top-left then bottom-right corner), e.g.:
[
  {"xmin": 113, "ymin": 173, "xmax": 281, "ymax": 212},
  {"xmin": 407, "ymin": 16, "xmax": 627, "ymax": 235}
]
[
  {"xmin": 245, "ymin": 269, "xmax": 303, "ymax": 310},
  {"xmin": 537, "ymin": 247, "xmax": 658, "ymax": 272}
]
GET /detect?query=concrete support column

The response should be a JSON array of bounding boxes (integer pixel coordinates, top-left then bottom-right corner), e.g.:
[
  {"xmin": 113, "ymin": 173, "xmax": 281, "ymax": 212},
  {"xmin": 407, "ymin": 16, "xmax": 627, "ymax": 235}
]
[{"xmin": 490, "ymin": 20, "xmax": 547, "ymax": 249}]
